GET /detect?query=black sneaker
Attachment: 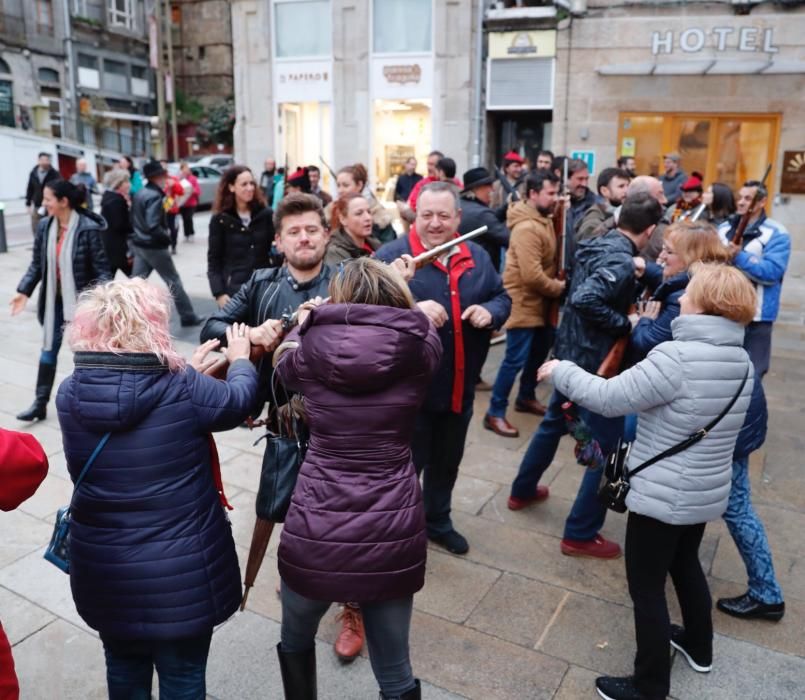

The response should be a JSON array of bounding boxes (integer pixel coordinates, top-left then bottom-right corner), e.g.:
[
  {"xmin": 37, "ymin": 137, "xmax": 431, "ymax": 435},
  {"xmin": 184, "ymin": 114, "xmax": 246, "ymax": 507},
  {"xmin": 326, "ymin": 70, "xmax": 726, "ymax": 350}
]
[
  {"xmin": 670, "ymin": 624, "xmax": 711, "ymax": 673},
  {"xmin": 716, "ymin": 592, "xmax": 785, "ymax": 622},
  {"xmin": 595, "ymin": 676, "xmax": 650, "ymax": 700},
  {"xmin": 428, "ymin": 529, "xmax": 469, "ymax": 555}
]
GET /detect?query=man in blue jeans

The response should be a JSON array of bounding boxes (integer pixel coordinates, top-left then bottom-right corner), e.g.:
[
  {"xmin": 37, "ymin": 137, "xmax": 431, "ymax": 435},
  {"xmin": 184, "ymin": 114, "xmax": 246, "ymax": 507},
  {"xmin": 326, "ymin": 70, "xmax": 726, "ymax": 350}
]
[
  {"xmin": 509, "ymin": 192, "xmax": 664, "ymax": 558},
  {"xmin": 484, "ymin": 170, "xmax": 565, "ymax": 438}
]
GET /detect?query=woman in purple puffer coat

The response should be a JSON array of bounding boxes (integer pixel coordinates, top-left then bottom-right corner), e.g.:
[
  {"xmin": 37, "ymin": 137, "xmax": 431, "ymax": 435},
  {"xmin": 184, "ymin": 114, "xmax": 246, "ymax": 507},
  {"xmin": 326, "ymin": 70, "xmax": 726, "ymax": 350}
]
[{"xmin": 272, "ymin": 257, "xmax": 442, "ymax": 700}]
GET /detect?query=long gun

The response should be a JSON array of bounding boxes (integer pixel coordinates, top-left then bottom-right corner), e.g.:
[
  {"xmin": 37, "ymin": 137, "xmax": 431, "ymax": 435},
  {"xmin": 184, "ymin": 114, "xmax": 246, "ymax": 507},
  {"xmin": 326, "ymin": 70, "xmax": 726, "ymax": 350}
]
[
  {"xmin": 411, "ymin": 226, "xmax": 488, "ymax": 269},
  {"xmin": 731, "ymin": 163, "xmax": 772, "ymax": 248},
  {"xmin": 547, "ymin": 158, "xmax": 570, "ymax": 327},
  {"xmin": 495, "ymin": 166, "xmax": 520, "ymax": 202},
  {"xmin": 318, "ymin": 155, "xmax": 337, "ymax": 180}
]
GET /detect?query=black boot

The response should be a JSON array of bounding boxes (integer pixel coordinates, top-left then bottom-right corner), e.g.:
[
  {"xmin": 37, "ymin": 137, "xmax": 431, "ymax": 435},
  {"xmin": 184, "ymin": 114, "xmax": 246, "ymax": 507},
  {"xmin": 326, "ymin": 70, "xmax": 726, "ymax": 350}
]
[
  {"xmin": 380, "ymin": 680, "xmax": 421, "ymax": 700},
  {"xmin": 276, "ymin": 642, "xmax": 316, "ymax": 700},
  {"xmin": 17, "ymin": 363, "xmax": 57, "ymax": 422}
]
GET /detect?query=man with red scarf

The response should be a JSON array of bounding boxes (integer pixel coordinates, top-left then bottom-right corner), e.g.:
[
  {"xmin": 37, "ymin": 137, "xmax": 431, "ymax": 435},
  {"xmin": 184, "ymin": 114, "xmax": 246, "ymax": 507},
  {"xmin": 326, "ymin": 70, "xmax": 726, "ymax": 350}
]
[{"xmin": 376, "ymin": 182, "xmax": 511, "ymax": 554}]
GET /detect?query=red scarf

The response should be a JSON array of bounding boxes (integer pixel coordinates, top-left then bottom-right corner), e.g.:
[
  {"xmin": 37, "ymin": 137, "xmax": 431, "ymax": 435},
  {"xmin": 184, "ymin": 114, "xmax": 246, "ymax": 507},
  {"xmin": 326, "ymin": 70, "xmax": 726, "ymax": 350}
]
[{"xmin": 409, "ymin": 226, "xmax": 475, "ymax": 413}]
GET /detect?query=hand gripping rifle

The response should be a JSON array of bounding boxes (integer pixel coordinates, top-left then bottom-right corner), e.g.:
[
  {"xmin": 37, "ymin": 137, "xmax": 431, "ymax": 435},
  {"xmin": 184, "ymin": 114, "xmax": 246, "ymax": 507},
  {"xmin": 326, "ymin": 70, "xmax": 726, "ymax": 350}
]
[
  {"xmin": 411, "ymin": 226, "xmax": 488, "ymax": 269},
  {"xmin": 731, "ymin": 163, "xmax": 772, "ymax": 248}
]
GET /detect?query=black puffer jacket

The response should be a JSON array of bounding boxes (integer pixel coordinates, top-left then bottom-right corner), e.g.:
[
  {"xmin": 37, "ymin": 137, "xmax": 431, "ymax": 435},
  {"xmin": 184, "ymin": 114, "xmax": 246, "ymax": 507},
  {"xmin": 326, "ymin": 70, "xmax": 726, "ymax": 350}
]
[
  {"xmin": 553, "ymin": 229, "xmax": 637, "ymax": 372},
  {"xmin": 25, "ymin": 166, "xmax": 61, "ymax": 208},
  {"xmin": 130, "ymin": 182, "xmax": 170, "ymax": 249},
  {"xmin": 458, "ymin": 194, "xmax": 510, "ymax": 270},
  {"xmin": 207, "ymin": 207, "xmax": 279, "ymax": 299},
  {"xmin": 200, "ymin": 265, "xmax": 333, "ymax": 410},
  {"xmin": 17, "ymin": 211, "xmax": 112, "ymax": 325},
  {"xmin": 100, "ymin": 190, "xmax": 131, "ymax": 275}
]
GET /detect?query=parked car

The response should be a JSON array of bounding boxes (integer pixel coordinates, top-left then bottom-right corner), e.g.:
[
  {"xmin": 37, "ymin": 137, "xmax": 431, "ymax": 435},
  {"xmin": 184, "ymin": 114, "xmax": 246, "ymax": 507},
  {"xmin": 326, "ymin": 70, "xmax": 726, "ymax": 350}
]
[
  {"xmin": 167, "ymin": 163, "xmax": 222, "ymax": 209},
  {"xmin": 189, "ymin": 154, "xmax": 235, "ymax": 170}
]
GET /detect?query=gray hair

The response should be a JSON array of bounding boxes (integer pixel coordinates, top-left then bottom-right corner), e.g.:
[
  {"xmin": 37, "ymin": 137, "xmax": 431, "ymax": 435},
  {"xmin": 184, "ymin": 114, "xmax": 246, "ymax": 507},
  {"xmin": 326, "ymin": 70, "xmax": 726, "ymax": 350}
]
[
  {"xmin": 104, "ymin": 168, "xmax": 131, "ymax": 191},
  {"xmin": 418, "ymin": 181, "xmax": 460, "ymax": 212},
  {"xmin": 628, "ymin": 175, "xmax": 661, "ymax": 196}
]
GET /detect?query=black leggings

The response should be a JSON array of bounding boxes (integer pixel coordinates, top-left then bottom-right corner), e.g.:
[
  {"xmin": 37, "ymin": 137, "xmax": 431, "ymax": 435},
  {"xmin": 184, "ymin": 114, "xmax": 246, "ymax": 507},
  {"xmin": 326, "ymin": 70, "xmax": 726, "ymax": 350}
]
[{"xmin": 625, "ymin": 512, "xmax": 711, "ymax": 699}]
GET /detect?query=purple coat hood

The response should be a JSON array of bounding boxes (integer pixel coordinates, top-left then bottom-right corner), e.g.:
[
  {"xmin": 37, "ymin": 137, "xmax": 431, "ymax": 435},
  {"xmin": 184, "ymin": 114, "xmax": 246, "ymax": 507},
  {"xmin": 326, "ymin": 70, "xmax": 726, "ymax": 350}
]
[{"xmin": 275, "ymin": 303, "xmax": 442, "ymax": 602}]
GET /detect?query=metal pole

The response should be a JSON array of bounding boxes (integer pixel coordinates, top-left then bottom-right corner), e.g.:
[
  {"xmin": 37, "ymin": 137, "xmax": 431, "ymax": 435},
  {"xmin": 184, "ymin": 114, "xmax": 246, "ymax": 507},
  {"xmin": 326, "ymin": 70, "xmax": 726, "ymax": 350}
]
[
  {"xmin": 62, "ymin": 0, "xmax": 77, "ymax": 142},
  {"xmin": 471, "ymin": 0, "xmax": 485, "ymax": 168},
  {"xmin": 165, "ymin": 1, "xmax": 179, "ymax": 161},
  {"xmin": 0, "ymin": 204, "xmax": 7, "ymax": 253},
  {"xmin": 154, "ymin": 0, "xmax": 166, "ymax": 159}
]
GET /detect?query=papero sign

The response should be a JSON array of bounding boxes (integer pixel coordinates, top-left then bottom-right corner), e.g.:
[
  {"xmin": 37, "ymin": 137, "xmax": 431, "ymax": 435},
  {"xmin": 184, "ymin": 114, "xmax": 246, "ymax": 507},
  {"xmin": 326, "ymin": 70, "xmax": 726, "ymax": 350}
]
[{"xmin": 651, "ymin": 27, "xmax": 779, "ymax": 55}]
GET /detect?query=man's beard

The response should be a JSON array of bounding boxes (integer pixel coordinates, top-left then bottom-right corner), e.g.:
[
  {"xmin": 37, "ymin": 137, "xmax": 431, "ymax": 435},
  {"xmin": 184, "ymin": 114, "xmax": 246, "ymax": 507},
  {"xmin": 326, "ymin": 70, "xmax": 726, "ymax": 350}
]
[
  {"xmin": 285, "ymin": 250, "xmax": 324, "ymax": 271},
  {"xmin": 537, "ymin": 204, "xmax": 554, "ymax": 217},
  {"xmin": 608, "ymin": 197, "xmax": 623, "ymax": 208}
]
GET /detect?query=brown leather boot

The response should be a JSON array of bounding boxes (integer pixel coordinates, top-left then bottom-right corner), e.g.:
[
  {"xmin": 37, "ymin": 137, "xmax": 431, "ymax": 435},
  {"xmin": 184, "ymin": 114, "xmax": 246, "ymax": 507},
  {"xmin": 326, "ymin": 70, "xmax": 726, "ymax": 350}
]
[
  {"xmin": 334, "ymin": 603, "xmax": 364, "ymax": 662},
  {"xmin": 483, "ymin": 414, "xmax": 520, "ymax": 438}
]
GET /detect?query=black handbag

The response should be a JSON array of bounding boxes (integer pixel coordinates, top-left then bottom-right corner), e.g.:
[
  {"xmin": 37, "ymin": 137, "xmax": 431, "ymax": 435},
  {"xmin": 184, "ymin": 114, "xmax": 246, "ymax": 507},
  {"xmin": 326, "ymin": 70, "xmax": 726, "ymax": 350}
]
[
  {"xmin": 254, "ymin": 374, "xmax": 308, "ymax": 523},
  {"xmin": 44, "ymin": 433, "xmax": 111, "ymax": 573},
  {"xmin": 598, "ymin": 365, "xmax": 750, "ymax": 513}
]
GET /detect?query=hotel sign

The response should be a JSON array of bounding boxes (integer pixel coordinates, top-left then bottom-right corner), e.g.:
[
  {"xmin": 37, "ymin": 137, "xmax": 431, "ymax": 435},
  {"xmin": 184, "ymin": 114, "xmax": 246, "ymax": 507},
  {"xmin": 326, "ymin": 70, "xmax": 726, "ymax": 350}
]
[{"xmin": 651, "ymin": 27, "xmax": 779, "ymax": 55}]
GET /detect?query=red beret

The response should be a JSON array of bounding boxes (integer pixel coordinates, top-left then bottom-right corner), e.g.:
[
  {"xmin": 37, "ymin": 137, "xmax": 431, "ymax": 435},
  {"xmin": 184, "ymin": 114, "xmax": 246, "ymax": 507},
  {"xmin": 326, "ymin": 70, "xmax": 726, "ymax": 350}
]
[
  {"xmin": 502, "ymin": 151, "xmax": 524, "ymax": 164},
  {"xmin": 681, "ymin": 172, "xmax": 703, "ymax": 191}
]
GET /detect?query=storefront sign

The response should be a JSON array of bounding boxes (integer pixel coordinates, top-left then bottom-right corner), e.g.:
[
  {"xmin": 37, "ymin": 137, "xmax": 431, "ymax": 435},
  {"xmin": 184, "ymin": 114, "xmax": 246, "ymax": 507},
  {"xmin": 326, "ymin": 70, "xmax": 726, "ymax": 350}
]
[
  {"xmin": 372, "ymin": 57, "xmax": 433, "ymax": 100},
  {"xmin": 781, "ymin": 151, "xmax": 805, "ymax": 195},
  {"xmin": 651, "ymin": 27, "xmax": 779, "ymax": 55},
  {"xmin": 489, "ymin": 31, "xmax": 556, "ymax": 60},
  {"xmin": 274, "ymin": 60, "xmax": 333, "ymax": 103},
  {"xmin": 621, "ymin": 137, "xmax": 636, "ymax": 157},
  {"xmin": 571, "ymin": 150, "xmax": 596, "ymax": 175}
]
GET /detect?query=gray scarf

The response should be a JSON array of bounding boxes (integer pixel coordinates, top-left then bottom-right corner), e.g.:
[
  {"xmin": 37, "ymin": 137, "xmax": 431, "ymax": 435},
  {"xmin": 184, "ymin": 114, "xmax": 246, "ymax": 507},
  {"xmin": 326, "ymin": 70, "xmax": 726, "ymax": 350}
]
[{"xmin": 43, "ymin": 210, "xmax": 80, "ymax": 351}]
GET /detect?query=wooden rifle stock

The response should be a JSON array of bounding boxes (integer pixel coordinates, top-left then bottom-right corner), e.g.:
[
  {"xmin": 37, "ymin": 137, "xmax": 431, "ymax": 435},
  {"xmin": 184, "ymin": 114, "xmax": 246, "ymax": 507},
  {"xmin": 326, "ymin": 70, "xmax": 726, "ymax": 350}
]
[
  {"xmin": 732, "ymin": 163, "xmax": 772, "ymax": 248},
  {"xmin": 547, "ymin": 162, "xmax": 570, "ymax": 328}
]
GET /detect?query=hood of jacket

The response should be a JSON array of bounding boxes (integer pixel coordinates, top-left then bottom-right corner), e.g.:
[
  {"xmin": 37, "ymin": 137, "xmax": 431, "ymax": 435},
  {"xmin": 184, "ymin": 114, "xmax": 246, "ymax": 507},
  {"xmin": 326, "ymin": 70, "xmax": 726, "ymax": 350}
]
[
  {"xmin": 506, "ymin": 200, "xmax": 550, "ymax": 230},
  {"xmin": 296, "ymin": 303, "xmax": 432, "ymax": 394},
  {"xmin": 61, "ymin": 352, "xmax": 174, "ymax": 433},
  {"xmin": 670, "ymin": 314, "xmax": 745, "ymax": 347}
]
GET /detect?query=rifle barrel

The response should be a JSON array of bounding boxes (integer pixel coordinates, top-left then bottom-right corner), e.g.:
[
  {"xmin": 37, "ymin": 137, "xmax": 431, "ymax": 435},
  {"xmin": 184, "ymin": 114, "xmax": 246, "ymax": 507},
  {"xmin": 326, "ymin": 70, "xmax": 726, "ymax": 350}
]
[{"xmin": 411, "ymin": 226, "xmax": 488, "ymax": 268}]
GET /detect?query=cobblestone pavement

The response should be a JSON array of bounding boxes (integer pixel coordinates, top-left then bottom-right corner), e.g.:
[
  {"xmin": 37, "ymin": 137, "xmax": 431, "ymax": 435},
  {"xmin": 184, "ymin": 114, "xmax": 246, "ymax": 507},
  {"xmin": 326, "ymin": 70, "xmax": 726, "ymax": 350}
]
[{"xmin": 1, "ymin": 211, "xmax": 803, "ymax": 699}]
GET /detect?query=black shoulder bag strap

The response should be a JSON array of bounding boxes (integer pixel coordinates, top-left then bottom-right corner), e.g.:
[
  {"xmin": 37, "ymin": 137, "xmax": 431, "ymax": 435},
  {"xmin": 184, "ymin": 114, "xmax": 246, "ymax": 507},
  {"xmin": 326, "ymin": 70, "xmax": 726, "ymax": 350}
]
[{"xmin": 627, "ymin": 364, "xmax": 750, "ymax": 480}]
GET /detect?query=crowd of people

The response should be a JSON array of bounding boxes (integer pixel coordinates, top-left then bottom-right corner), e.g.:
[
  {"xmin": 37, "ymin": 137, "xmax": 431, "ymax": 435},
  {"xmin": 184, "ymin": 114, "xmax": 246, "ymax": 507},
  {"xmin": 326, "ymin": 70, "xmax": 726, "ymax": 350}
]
[{"xmin": 5, "ymin": 143, "xmax": 793, "ymax": 700}]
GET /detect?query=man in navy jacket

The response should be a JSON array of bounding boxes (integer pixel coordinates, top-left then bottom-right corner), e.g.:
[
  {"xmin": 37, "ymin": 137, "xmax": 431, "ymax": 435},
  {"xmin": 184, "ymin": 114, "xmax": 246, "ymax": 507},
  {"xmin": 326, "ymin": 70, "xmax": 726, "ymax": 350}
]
[{"xmin": 376, "ymin": 182, "xmax": 511, "ymax": 555}]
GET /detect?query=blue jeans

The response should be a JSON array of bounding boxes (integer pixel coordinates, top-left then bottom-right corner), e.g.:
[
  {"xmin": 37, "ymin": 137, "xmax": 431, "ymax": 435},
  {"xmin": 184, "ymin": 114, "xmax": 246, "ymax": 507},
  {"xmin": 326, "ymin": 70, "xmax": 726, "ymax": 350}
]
[
  {"xmin": 722, "ymin": 456, "xmax": 784, "ymax": 604},
  {"xmin": 411, "ymin": 406, "xmax": 473, "ymax": 537},
  {"xmin": 488, "ymin": 326, "xmax": 554, "ymax": 417},
  {"xmin": 40, "ymin": 295, "xmax": 64, "ymax": 366},
  {"xmin": 101, "ymin": 631, "xmax": 212, "ymax": 700},
  {"xmin": 511, "ymin": 389, "xmax": 623, "ymax": 541},
  {"xmin": 280, "ymin": 582, "xmax": 416, "ymax": 698}
]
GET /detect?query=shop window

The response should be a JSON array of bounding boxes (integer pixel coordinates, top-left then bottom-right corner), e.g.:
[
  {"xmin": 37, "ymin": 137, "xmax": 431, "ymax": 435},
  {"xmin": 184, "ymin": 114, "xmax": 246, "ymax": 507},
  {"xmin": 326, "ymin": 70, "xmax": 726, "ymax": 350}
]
[
  {"xmin": 77, "ymin": 53, "xmax": 100, "ymax": 89},
  {"xmin": 103, "ymin": 59, "xmax": 128, "ymax": 93},
  {"xmin": 372, "ymin": 99, "xmax": 432, "ymax": 189},
  {"xmin": 373, "ymin": 0, "xmax": 432, "ymax": 54},
  {"xmin": 108, "ymin": 0, "xmax": 137, "ymax": 31},
  {"xmin": 275, "ymin": 1, "xmax": 331, "ymax": 58},
  {"xmin": 0, "ymin": 80, "xmax": 14, "ymax": 128},
  {"xmin": 280, "ymin": 101, "xmax": 332, "ymax": 175},
  {"xmin": 36, "ymin": 0, "xmax": 55, "ymax": 36},
  {"xmin": 618, "ymin": 112, "xmax": 781, "ymax": 198}
]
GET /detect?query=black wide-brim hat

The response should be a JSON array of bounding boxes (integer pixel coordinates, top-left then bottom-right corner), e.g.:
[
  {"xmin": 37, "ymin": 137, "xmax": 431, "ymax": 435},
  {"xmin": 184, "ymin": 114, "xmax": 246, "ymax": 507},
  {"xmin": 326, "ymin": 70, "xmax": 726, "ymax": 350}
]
[
  {"xmin": 143, "ymin": 160, "xmax": 167, "ymax": 179},
  {"xmin": 461, "ymin": 167, "xmax": 496, "ymax": 193}
]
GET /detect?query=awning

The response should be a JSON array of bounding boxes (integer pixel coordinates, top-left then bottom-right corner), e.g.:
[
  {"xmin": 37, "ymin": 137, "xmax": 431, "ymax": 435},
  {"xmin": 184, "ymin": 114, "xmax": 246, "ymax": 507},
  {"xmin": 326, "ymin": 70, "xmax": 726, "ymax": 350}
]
[
  {"xmin": 89, "ymin": 110, "xmax": 155, "ymax": 123},
  {"xmin": 597, "ymin": 58, "xmax": 805, "ymax": 76}
]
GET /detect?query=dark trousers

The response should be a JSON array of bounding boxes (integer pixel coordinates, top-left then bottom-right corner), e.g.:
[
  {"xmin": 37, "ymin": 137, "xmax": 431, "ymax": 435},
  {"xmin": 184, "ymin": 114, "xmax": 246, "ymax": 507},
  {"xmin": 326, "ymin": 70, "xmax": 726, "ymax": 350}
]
[
  {"xmin": 411, "ymin": 406, "xmax": 473, "ymax": 537},
  {"xmin": 101, "ymin": 631, "xmax": 213, "ymax": 700},
  {"xmin": 743, "ymin": 321, "xmax": 773, "ymax": 378},
  {"xmin": 181, "ymin": 206, "xmax": 196, "ymax": 238},
  {"xmin": 167, "ymin": 213, "xmax": 179, "ymax": 249},
  {"xmin": 131, "ymin": 244, "xmax": 197, "ymax": 322},
  {"xmin": 511, "ymin": 389, "xmax": 622, "ymax": 540},
  {"xmin": 625, "ymin": 513, "xmax": 711, "ymax": 699}
]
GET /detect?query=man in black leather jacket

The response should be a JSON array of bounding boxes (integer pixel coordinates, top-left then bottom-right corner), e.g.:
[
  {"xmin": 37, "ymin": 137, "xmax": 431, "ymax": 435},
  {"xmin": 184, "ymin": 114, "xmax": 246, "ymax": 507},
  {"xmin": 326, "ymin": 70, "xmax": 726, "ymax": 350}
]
[
  {"xmin": 201, "ymin": 193, "xmax": 333, "ymax": 413},
  {"xmin": 130, "ymin": 160, "xmax": 203, "ymax": 326},
  {"xmin": 509, "ymin": 193, "xmax": 663, "ymax": 560},
  {"xmin": 458, "ymin": 167, "xmax": 510, "ymax": 271}
]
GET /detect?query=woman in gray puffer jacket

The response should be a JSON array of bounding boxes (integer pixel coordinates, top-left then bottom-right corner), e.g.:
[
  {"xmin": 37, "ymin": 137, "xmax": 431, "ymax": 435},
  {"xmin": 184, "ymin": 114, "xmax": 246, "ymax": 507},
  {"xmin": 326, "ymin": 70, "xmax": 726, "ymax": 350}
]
[{"xmin": 539, "ymin": 263, "xmax": 756, "ymax": 700}]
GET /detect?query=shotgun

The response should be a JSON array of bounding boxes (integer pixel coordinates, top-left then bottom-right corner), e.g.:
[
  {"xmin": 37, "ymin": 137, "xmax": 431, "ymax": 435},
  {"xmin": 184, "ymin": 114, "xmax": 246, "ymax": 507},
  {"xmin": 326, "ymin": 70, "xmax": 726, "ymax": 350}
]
[
  {"xmin": 411, "ymin": 226, "xmax": 488, "ymax": 269},
  {"xmin": 731, "ymin": 163, "xmax": 772, "ymax": 248},
  {"xmin": 547, "ymin": 158, "xmax": 570, "ymax": 327}
]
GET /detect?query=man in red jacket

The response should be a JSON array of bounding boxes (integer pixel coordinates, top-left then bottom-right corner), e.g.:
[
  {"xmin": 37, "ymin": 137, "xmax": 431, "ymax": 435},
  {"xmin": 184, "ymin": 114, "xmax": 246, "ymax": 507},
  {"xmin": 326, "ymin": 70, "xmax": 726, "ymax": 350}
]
[{"xmin": 0, "ymin": 428, "xmax": 48, "ymax": 700}]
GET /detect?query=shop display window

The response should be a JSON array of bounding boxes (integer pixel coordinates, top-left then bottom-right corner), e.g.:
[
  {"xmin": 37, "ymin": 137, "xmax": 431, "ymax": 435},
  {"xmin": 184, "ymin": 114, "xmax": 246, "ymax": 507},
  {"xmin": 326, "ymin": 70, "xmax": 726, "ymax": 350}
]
[
  {"xmin": 372, "ymin": 99, "xmax": 432, "ymax": 197},
  {"xmin": 618, "ymin": 112, "xmax": 780, "ymax": 198}
]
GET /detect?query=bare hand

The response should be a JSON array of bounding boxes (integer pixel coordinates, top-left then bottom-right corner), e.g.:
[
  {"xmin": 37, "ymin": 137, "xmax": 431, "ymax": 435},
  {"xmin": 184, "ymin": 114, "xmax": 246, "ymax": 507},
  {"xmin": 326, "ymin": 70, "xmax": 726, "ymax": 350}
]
[
  {"xmin": 633, "ymin": 256, "xmax": 646, "ymax": 279},
  {"xmin": 225, "ymin": 323, "xmax": 252, "ymax": 364},
  {"xmin": 9, "ymin": 293, "xmax": 28, "ymax": 316},
  {"xmin": 389, "ymin": 254, "xmax": 416, "ymax": 282},
  {"xmin": 640, "ymin": 300, "xmax": 661, "ymax": 321},
  {"xmin": 728, "ymin": 242, "xmax": 742, "ymax": 258},
  {"xmin": 189, "ymin": 339, "xmax": 226, "ymax": 375},
  {"xmin": 702, "ymin": 187, "xmax": 714, "ymax": 207},
  {"xmin": 248, "ymin": 319, "xmax": 283, "ymax": 351},
  {"xmin": 461, "ymin": 304, "xmax": 493, "ymax": 329},
  {"xmin": 537, "ymin": 359, "xmax": 561, "ymax": 383},
  {"xmin": 296, "ymin": 296, "xmax": 326, "ymax": 327},
  {"xmin": 216, "ymin": 294, "xmax": 231, "ymax": 309},
  {"xmin": 417, "ymin": 300, "xmax": 448, "ymax": 328}
]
